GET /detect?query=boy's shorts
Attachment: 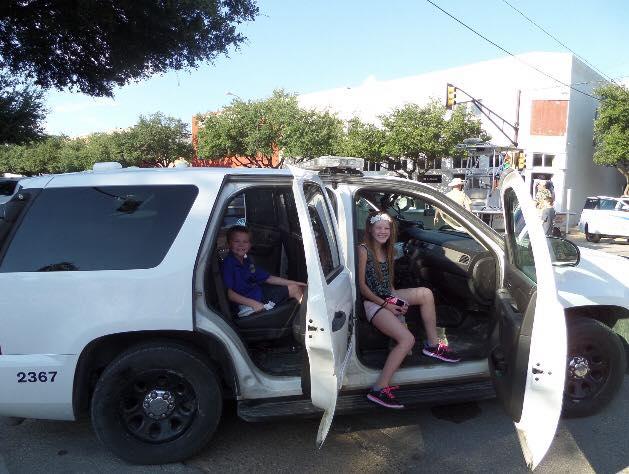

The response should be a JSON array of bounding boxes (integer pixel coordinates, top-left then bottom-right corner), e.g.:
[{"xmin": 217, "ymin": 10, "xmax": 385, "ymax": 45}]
[{"xmin": 260, "ymin": 283, "xmax": 289, "ymax": 306}]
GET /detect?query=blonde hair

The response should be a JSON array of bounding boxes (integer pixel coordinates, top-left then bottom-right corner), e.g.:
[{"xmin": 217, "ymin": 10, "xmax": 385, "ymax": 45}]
[{"xmin": 363, "ymin": 211, "xmax": 396, "ymax": 287}]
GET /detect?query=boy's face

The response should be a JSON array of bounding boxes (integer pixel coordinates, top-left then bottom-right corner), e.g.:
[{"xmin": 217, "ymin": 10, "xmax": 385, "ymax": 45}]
[{"xmin": 229, "ymin": 231, "xmax": 251, "ymax": 259}]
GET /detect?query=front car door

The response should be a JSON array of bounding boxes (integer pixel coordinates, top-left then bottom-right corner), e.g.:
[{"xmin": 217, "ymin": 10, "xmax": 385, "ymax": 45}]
[
  {"xmin": 291, "ymin": 167, "xmax": 354, "ymax": 447},
  {"xmin": 491, "ymin": 170, "xmax": 567, "ymax": 469}
]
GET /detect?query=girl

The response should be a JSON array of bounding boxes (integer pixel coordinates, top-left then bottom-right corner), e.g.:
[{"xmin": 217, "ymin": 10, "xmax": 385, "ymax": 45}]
[{"xmin": 358, "ymin": 211, "xmax": 460, "ymax": 409}]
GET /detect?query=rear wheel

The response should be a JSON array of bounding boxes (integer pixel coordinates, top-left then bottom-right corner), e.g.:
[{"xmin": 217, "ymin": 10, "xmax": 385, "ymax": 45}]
[
  {"xmin": 91, "ymin": 343, "xmax": 222, "ymax": 464},
  {"xmin": 562, "ymin": 318, "xmax": 626, "ymax": 418},
  {"xmin": 584, "ymin": 225, "xmax": 601, "ymax": 243}
]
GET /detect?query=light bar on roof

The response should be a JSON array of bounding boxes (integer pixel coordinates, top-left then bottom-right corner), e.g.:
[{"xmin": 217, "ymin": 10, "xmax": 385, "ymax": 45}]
[{"xmin": 301, "ymin": 156, "xmax": 365, "ymax": 171}]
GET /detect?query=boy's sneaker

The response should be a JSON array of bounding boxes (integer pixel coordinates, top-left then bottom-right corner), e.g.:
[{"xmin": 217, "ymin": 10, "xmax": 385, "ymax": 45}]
[
  {"xmin": 422, "ymin": 341, "xmax": 461, "ymax": 363},
  {"xmin": 366, "ymin": 386, "xmax": 404, "ymax": 409}
]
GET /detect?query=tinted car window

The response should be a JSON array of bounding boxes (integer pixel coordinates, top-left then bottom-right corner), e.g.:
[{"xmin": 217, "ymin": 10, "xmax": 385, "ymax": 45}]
[
  {"xmin": 304, "ymin": 183, "xmax": 340, "ymax": 279},
  {"xmin": 0, "ymin": 185, "xmax": 198, "ymax": 272},
  {"xmin": 583, "ymin": 198, "xmax": 599, "ymax": 210},
  {"xmin": 0, "ymin": 179, "xmax": 18, "ymax": 196},
  {"xmin": 599, "ymin": 199, "xmax": 617, "ymax": 211}
]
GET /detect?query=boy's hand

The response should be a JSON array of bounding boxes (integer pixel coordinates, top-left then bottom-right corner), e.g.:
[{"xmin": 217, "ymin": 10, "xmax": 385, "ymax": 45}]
[{"xmin": 252, "ymin": 302, "xmax": 266, "ymax": 313}]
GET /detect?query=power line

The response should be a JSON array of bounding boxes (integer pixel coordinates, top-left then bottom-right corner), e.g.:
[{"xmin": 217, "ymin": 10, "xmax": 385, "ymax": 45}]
[
  {"xmin": 424, "ymin": 0, "xmax": 600, "ymax": 101},
  {"xmin": 500, "ymin": 0, "xmax": 614, "ymax": 82}
]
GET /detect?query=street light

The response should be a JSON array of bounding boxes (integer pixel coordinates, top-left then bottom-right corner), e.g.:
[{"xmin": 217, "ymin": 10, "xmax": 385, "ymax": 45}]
[{"xmin": 225, "ymin": 91, "xmax": 242, "ymax": 100}]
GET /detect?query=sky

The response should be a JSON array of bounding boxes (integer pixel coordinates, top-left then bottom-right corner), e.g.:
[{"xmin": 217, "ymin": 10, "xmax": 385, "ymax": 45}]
[{"xmin": 44, "ymin": 0, "xmax": 629, "ymax": 137}]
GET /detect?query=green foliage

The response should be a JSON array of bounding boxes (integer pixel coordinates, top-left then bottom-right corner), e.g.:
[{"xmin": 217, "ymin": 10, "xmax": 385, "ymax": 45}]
[
  {"xmin": 197, "ymin": 90, "xmax": 343, "ymax": 167},
  {"xmin": 123, "ymin": 113, "xmax": 194, "ymax": 167},
  {"xmin": 341, "ymin": 118, "xmax": 387, "ymax": 162},
  {"xmin": 284, "ymin": 109, "xmax": 344, "ymax": 159},
  {"xmin": 0, "ymin": 74, "xmax": 46, "ymax": 145},
  {"xmin": 0, "ymin": 113, "xmax": 192, "ymax": 175},
  {"xmin": 381, "ymin": 101, "xmax": 488, "ymax": 178},
  {"xmin": 594, "ymin": 84, "xmax": 629, "ymax": 194},
  {"xmin": 0, "ymin": 0, "xmax": 259, "ymax": 97}
]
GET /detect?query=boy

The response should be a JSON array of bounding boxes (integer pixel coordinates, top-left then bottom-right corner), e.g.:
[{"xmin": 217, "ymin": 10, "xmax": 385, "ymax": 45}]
[{"xmin": 222, "ymin": 225, "xmax": 306, "ymax": 317}]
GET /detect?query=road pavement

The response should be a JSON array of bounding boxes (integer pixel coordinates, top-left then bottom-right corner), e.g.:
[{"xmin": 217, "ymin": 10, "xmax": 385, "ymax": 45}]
[
  {"xmin": 566, "ymin": 229, "xmax": 629, "ymax": 258},
  {"xmin": 1, "ymin": 377, "xmax": 627, "ymax": 473}
]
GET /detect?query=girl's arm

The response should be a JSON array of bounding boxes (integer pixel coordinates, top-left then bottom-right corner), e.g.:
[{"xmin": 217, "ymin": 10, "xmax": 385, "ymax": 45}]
[{"xmin": 265, "ymin": 275, "xmax": 307, "ymax": 287}]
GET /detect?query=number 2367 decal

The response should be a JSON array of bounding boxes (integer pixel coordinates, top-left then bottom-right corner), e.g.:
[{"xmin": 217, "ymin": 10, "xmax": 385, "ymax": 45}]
[{"xmin": 17, "ymin": 371, "xmax": 57, "ymax": 383}]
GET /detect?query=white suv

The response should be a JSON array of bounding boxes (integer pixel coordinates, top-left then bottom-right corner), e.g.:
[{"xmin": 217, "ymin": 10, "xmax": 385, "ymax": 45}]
[
  {"xmin": 579, "ymin": 195, "xmax": 629, "ymax": 242},
  {"xmin": 0, "ymin": 160, "xmax": 625, "ymax": 469}
]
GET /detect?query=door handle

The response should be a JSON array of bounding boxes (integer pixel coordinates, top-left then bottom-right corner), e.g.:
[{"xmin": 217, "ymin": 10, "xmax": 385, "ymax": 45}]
[{"xmin": 332, "ymin": 311, "xmax": 346, "ymax": 332}]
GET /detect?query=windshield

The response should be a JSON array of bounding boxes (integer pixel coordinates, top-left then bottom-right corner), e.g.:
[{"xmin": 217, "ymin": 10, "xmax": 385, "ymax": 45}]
[{"xmin": 355, "ymin": 190, "xmax": 481, "ymax": 241}]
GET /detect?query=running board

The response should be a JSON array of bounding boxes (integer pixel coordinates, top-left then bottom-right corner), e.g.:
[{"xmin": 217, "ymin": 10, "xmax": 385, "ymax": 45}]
[{"xmin": 238, "ymin": 380, "xmax": 495, "ymax": 421}]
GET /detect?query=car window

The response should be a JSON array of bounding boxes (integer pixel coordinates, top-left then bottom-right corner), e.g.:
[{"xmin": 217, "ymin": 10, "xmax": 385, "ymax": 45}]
[
  {"xmin": 0, "ymin": 185, "xmax": 198, "ymax": 272},
  {"xmin": 304, "ymin": 183, "xmax": 341, "ymax": 280},
  {"xmin": 599, "ymin": 199, "xmax": 617, "ymax": 211},
  {"xmin": 583, "ymin": 198, "xmax": 599, "ymax": 210},
  {"xmin": 0, "ymin": 180, "xmax": 18, "ymax": 196},
  {"xmin": 505, "ymin": 189, "xmax": 536, "ymax": 282}
]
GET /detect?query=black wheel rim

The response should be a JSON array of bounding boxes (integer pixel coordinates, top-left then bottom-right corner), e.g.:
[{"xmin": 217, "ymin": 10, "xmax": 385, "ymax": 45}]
[
  {"xmin": 119, "ymin": 369, "xmax": 197, "ymax": 443},
  {"xmin": 565, "ymin": 339, "xmax": 610, "ymax": 402}
]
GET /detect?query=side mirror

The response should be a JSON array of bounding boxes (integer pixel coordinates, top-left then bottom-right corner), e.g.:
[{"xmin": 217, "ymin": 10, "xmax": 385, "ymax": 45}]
[
  {"xmin": 547, "ymin": 237, "xmax": 580, "ymax": 266},
  {"xmin": 395, "ymin": 196, "xmax": 414, "ymax": 212}
]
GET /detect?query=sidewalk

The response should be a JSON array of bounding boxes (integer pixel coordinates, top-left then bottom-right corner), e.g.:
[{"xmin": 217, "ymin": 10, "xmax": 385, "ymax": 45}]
[{"xmin": 565, "ymin": 228, "xmax": 629, "ymax": 258}]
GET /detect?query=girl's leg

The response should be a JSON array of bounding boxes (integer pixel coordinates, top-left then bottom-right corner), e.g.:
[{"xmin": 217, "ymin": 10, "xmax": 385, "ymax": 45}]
[
  {"xmin": 371, "ymin": 309, "xmax": 415, "ymax": 388},
  {"xmin": 393, "ymin": 287, "xmax": 439, "ymax": 347}
]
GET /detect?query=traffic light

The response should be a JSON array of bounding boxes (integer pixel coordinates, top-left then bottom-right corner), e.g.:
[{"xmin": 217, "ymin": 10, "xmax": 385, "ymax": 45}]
[
  {"xmin": 517, "ymin": 152, "xmax": 526, "ymax": 170},
  {"xmin": 446, "ymin": 83, "xmax": 457, "ymax": 110}
]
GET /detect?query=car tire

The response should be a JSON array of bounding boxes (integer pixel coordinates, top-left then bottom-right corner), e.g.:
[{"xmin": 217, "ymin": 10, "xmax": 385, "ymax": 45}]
[
  {"xmin": 562, "ymin": 318, "xmax": 627, "ymax": 418},
  {"xmin": 584, "ymin": 225, "xmax": 601, "ymax": 243},
  {"xmin": 91, "ymin": 343, "xmax": 223, "ymax": 464}
]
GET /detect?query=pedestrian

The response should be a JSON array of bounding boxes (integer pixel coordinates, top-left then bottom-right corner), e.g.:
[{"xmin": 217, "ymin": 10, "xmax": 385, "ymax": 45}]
[
  {"xmin": 540, "ymin": 196, "xmax": 556, "ymax": 236},
  {"xmin": 434, "ymin": 177, "xmax": 472, "ymax": 228}
]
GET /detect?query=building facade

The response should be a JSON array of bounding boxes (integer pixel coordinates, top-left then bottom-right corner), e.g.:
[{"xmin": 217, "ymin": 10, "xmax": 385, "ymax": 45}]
[{"xmin": 298, "ymin": 52, "xmax": 624, "ymax": 224}]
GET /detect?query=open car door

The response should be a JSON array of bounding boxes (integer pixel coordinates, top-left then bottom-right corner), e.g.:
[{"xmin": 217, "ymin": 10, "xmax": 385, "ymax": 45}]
[
  {"xmin": 291, "ymin": 166, "xmax": 355, "ymax": 448},
  {"xmin": 491, "ymin": 170, "xmax": 567, "ymax": 470}
]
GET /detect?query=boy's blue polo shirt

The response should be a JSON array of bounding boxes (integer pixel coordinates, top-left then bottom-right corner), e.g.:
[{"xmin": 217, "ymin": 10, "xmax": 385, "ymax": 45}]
[{"xmin": 221, "ymin": 252, "xmax": 270, "ymax": 303}]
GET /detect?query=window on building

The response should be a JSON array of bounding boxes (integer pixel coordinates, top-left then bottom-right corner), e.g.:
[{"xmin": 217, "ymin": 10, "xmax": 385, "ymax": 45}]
[
  {"xmin": 533, "ymin": 153, "xmax": 543, "ymax": 167},
  {"xmin": 364, "ymin": 161, "xmax": 381, "ymax": 172},
  {"xmin": 544, "ymin": 155, "xmax": 555, "ymax": 167},
  {"xmin": 452, "ymin": 156, "xmax": 469, "ymax": 169}
]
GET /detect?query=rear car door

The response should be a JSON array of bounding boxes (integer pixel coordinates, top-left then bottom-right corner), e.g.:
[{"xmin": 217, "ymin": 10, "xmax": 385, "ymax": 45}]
[
  {"xmin": 291, "ymin": 167, "xmax": 354, "ymax": 447},
  {"xmin": 491, "ymin": 170, "xmax": 567, "ymax": 470}
]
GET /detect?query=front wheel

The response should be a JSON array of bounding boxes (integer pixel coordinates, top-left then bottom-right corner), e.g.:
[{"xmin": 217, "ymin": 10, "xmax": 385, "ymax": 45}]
[
  {"xmin": 91, "ymin": 343, "xmax": 222, "ymax": 464},
  {"xmin": 562, "ymin": 319, "xmax": 626, "ymax": 418}
]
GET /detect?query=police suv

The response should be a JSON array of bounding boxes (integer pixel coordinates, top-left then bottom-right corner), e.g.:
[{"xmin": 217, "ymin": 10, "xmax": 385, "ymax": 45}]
[{"xmin": 0, "ymin": 158, "xmax": 625, "ymax": 469}]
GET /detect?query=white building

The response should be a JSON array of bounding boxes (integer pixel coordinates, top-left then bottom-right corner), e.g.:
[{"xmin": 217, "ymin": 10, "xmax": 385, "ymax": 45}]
[{"xmin": 299, "ymin": 52, "xmax": 624, "ymax": 225}]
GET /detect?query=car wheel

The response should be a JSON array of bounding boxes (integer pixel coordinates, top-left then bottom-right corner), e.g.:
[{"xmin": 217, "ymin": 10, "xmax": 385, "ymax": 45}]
[
  {"xmin": 584, "ymin": 225, "xmax": 601, "ymax": 243},
  {"xmin": 91, "ymin": 343, "xmax": 222, "ymax": 464},
  {"xmin": 562, "ymin": 318, "xmax": 627, "ymax": 418}
]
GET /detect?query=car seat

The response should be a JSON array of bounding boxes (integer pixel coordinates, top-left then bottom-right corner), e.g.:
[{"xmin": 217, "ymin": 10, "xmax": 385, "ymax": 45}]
[{"xmin": 211, "ymin": 249, "xmax": 300, "ymax": 343}]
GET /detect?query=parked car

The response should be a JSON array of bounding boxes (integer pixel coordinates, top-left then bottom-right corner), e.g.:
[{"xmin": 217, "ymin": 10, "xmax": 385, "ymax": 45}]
[
  {"xmin": 578, "ymin": 195, "xmax": 629, "ymax": 242},
  {"xmin": 0, "ymin": 159, "xmax": 624, "ymax": 469}
]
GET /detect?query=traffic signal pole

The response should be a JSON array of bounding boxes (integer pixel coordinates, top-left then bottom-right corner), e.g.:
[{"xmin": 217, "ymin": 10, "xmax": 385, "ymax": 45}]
[{"xmin": 445, "ymin": 84, "xmax": 520, "ymax": 148}]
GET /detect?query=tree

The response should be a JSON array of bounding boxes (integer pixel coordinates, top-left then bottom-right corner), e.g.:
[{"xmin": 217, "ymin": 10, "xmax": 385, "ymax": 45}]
[
  {"xmin": 0, "ymin": 74, "xmax": 46, "ymax": 145},
  {"xmin": 0, "ymin": 0, "xmax": 259, "ymax": 97},
  {"xmin": 198, "ymin": 90, "xmax": 342, "ymax": 168},
  {"xmin": 340, "ymin": 117, "xmax": 387, "ymax": 163},
  {"xmin": 283, "ymin": 109, "xmax": 344, "ymax": 160},
  {"xmin": 122, "ymin": 113, "xmax": 194, "ymax": 168},
  {"xmin": 381, "ymin": 101, "xmax": 488, "ymax": 179},
  {"xmin": 594, "ymin": 84, "xmax": 629, "ymax": 195}
]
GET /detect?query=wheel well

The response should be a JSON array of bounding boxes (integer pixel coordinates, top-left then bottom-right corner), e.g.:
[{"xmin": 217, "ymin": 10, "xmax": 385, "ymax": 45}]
[
  {"xmin": 565, "ymin": 305, "xmax": 629, "ymax": 328},
  {"xmin": 565, "ymin": 305, "xmax": 629, "ymax": 367},
  {"xmin": 72, "ymin": 330, "xmax": 239, "ymax": 420}
]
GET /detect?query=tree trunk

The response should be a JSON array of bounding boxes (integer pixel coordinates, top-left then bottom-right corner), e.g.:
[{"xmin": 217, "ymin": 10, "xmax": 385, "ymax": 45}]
[{"xmin": 617, "ymin": 162, "xmax": 629, "ymax": 195}]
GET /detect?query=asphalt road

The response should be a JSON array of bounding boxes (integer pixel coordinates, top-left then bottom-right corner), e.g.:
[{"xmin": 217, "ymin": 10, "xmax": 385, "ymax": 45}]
[
  {"xmin": 566, "ymin": 230, "xmax": 629, "ymax": 258},
  {"xmin": 1, "ymin": 376, "xmax": 627, "ymax": 474}
]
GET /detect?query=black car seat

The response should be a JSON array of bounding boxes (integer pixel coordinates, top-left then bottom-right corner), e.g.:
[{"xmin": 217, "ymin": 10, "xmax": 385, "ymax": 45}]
[{"xmin": 212, "ymin": 249, "xmax": 300, "ymax": 343}]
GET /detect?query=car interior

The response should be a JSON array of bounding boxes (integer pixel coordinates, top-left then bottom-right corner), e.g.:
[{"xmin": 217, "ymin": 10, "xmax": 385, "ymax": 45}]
[{"xmin": 204, "ymin": 184, "xmax": 500, "ymax": 377}]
